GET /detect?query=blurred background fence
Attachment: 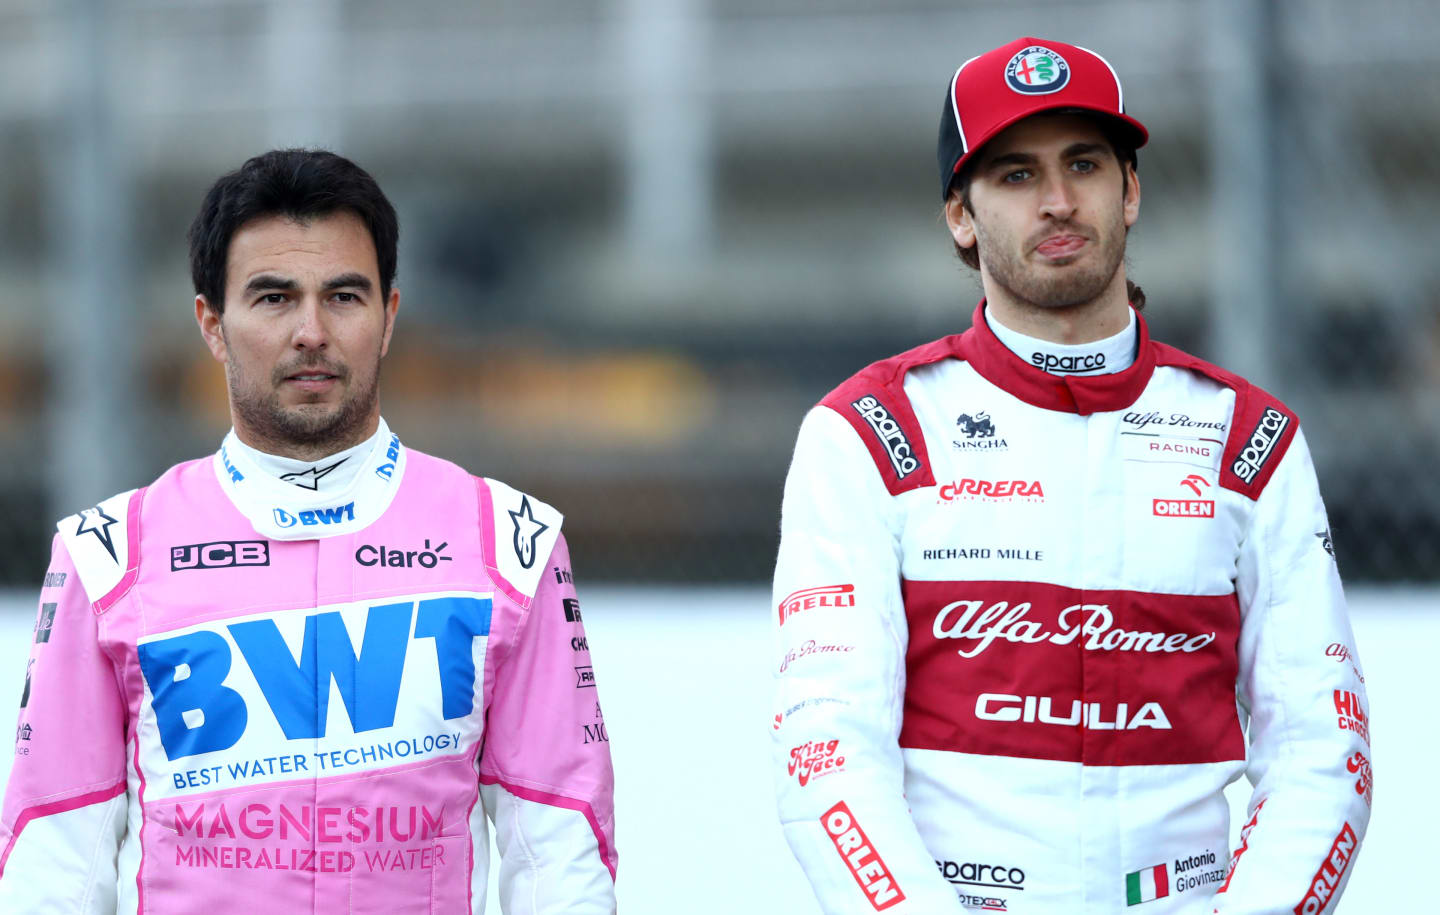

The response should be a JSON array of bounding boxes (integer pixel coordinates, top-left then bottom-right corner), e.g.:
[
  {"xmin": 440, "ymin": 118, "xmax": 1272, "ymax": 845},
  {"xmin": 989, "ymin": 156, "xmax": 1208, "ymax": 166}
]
[{"xmin": 1, "ymin": 0, "xmax": 1437, "ymax": 585}]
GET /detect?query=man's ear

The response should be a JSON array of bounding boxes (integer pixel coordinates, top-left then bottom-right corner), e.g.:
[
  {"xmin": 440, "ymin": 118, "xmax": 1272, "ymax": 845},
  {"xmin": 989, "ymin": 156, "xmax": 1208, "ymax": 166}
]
[
  {"xmin": 195, "ymin": 296, "xmax": 227, "ymax": 363},
  {"xmin": 945, "ymin": 192, "xmax": 977, "ymax": 252},
  {"xmin": 379, "ymin": 287, "xmax": 400, "ymax": 358},
  {"xmin": 1123, "ymin": 163, "xmax": 1141, "ymax": 228}
]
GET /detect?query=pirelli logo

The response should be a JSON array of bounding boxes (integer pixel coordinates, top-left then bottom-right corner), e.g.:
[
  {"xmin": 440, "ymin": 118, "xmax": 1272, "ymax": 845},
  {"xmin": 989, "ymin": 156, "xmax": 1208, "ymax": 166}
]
[
  {"xmin": 1231, "ymin": 407, "xmax": 1289, "ymax": 485},
  {"xmin": 851, "ymin": 395, "xmax": 919, "ymax": 479}
]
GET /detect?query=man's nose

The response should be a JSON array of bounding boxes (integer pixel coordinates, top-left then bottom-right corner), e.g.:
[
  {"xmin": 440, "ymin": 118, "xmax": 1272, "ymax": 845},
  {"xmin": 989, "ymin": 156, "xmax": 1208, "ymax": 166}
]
[
  {"xmin": 291, "ymin": 297, "xmax": 329, "ymax": 349},
  {"xmin": 1037, "ymin": 173, "xmax": 1078, "ymax": 221}
]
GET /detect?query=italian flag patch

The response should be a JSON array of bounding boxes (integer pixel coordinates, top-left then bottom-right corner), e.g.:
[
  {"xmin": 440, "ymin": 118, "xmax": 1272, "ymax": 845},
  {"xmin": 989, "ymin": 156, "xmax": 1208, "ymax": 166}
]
[{"xmin": 1126, "ymin": 863, "xmax": 1169, "ymax": 906}]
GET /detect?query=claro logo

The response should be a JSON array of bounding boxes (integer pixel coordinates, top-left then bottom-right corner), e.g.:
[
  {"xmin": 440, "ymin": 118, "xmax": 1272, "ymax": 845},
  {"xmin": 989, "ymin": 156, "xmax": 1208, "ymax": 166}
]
[
  {"xmin": 136, "ymin": 595, "xmax": 492, "ymax": 762},
  {"xmin": 851, "ymin": 395, "xmax": 919, "ymax": 478}
]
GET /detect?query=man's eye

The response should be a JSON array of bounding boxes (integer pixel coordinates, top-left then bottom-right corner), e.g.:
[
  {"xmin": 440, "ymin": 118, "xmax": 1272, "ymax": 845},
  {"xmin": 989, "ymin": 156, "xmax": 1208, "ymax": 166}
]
[
  {"xmin": 261, "ymin": 293, "xmax": 287, "ymax": 305},
  {"xmin": 1003, "ymin": 169, "xmax": 1031, "ymax": 183},
  {"xmin": 334, "ymin": 292, "xmax": 357, "ymax": 303},
  {"xmin": 1072, "ymin": 160, "xmax": 1097, "ymax": 173}
]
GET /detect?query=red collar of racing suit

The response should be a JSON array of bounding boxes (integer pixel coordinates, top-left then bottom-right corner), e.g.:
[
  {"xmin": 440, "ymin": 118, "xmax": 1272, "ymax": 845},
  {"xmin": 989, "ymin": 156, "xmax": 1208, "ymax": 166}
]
[{"xmin": 958, "ymin": 300, "xmax": 1155, "ymax": 415}]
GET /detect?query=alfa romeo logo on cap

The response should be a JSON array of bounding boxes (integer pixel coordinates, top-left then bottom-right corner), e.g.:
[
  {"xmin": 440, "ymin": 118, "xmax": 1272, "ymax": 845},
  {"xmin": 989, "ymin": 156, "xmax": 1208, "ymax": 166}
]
[{"xmin": 1005, "ymin": 46, "xmax": 1070, "ymax": 95}]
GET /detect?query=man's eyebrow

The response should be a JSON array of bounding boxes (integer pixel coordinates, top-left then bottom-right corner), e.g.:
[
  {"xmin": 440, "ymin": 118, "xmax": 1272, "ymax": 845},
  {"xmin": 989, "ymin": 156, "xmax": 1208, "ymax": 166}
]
[
  {"xmin": 1062, "ymin": 141, "xmax": 1112, "ymax": 159},
  {"xmin": 981, "ymin": 151, "xmax": 1038, "ymax": 172},
  {"xmin": 323, "ymin": 273, "xmax": 373, "ymax": 292},
  {"xmin": 243, "ymin": 274, "xmax": 299, "ymax": 296}
]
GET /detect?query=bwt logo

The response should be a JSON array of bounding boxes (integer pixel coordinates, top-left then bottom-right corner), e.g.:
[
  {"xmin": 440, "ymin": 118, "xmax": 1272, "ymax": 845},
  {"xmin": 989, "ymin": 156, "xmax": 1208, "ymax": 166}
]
[
  {"xmin": 273, "ymin": 502, "xmax": 355, "ymax": 529},
  {"xmin": 136, "ymin": 595, "xmax": 492, "ymax": 762},
  {"xmin": 375, "ymin": 434, "xmax": 401, "ymax": 481}
]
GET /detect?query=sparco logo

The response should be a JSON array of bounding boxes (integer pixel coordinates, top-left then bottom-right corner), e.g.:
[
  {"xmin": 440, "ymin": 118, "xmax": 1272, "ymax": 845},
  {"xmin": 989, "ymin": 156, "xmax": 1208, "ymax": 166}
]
[
  {"xmin": 936, "ymin": 860, "xmax": 1025, "ymax": 891},
  {"xmin": 1294, "ymin": 822, "xmax": 1357, "ymax": 915},
  {"xmin": 933, "ymin": 600, "xmax": 1216, "ymax": 659},
  {"xmin": 1031, "ymin": 351, "xmax": 1104, "ymax": 373},
  {"xmin": 778, "ymin": 584, "xmax": 855, "ymax": 626},
  {"xmin": 821, "ymin": 801, "xmax": 906, "ymax": 910},
  {"xmin": 171, "ymin": 541, "xmax": 270, "ymax": 572},
  {"xmin": 1232, "ymin": 407, "xmax": 1290, "ymax": 484},
  {"xmin": 788, "ymin": 739, "xmax": 846, "ymax": 787},
  {"xmin": 976, "ymin": 693, "xmax": 1171, "ymax": 730},
  {"xmin": 355, "ymin": 540, "xmax": 453, "ymax": 569},
  {"xmin": 852, "ymin": 395, "xmax": 919, "ymax": 478}
]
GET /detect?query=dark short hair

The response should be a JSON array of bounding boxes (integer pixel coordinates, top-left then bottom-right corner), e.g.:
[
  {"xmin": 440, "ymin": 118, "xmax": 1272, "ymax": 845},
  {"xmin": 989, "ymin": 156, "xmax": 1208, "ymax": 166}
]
[{"xmin": 188, "ymin": 149, "xmax": 399, "ymax": 313}]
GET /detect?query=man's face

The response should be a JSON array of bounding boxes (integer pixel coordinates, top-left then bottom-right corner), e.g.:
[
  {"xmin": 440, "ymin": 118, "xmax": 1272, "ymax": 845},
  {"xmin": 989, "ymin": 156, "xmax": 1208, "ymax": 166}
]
[
  {"xmin": 947, "ymin": 114, "xmax": 1140, "ymax": 310},
  {"xmin": 195, "ymin": 211, "xmax": 399, "ymax": 457}
]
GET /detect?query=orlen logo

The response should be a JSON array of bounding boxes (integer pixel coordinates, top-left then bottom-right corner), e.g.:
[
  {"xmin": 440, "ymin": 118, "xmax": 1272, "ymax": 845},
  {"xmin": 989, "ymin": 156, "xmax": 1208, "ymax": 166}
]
[
  {"xmin": 938, "ymin": 479, "xmax": 1044, "ymax": 502},
  {"xmin": 171, "ymin": 541, "xmax": 270, "ymax": 572},
  {"xmin": 1232, "ymin": 407, "xmax": 1290, "ymax": 485},
  {"xmin": 1294, "ymin": 822, "xmax": 1357, "ymax": 915},
  {"xmin": 1333, "ymin": 690, "xmax": 1370, "ymax": 746},
  {"xmin": 851, "ymin": 395, "xmax": 919, "ymax": 478},
  {"xmin": 821, "ymin": 801, "xmax": 906, "ymax": 910},
  {"xmin": 135, "ymin": 594, "xmax": 492, "ymax": 762},
  {"xmin": 788, "ymin": 739, "xmax": 845, "ymax": 787},
  {"xmin": 1153, "ymin": 474, "xmax": 1214, "ymax": 518},
  {"xmin": 273, "ymin": 502, "xmax": 355, "ymax": 529},
  {"xmin": 778, "ymin": 584, "xmax": 856, "ymax": 626},
  {"xmin": 975, "ymin": 693, "xmax": 1171, "ymax": 730}
]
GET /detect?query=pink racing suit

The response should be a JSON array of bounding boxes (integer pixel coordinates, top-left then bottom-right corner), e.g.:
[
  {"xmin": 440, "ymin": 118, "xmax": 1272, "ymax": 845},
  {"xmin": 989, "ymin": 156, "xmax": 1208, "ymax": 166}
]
[{"xmin": 0, "ymin": 420, "xmax": 616, "ymax": 913}]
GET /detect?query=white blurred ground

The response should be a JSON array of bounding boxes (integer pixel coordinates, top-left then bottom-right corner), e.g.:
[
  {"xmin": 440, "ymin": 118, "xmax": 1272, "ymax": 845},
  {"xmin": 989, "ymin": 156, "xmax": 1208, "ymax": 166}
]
[{"xmin": 0, "ymin": 586, "xmax": 1432, "ymax": 913}]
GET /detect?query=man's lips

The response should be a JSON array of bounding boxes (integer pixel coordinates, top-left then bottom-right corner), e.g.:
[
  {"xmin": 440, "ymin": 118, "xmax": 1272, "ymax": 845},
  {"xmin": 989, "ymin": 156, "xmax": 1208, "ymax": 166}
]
[{"xmin": 1035, "ymin": 234, "xmax": 1087, "ymax": 258}]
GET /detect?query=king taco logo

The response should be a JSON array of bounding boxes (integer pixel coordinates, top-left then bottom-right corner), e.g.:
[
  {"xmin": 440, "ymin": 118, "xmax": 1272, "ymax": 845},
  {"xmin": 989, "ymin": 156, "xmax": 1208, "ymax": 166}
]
[
  {"xmin": 1005, "ymin": 46, "xmax": 1070, "ymax": 95},
  {"xmin": 788, "ymin": 739, "xmax": 846, "ymax": 787},
  {"xmin": 1346, "ymin": 751, "xmax": 1373, "ymax": 807},
  {"xmin": 134, "ymin": 592, "xmax": 492, "ymax": 796}
]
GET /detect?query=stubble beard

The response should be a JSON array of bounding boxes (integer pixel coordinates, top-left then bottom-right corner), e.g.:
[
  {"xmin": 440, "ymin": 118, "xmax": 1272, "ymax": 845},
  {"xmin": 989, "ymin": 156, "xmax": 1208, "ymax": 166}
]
[
  {"xmin": 227, "ymin": 351, "xmax": 382, "ymax": 457},
  {"xmin": 976, "ymin": 208, "xmax": 1128, "ymax": 311}
]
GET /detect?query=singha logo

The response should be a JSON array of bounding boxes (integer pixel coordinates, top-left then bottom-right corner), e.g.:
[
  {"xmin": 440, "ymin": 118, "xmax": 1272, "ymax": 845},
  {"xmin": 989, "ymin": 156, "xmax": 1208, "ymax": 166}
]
[{"xmin": 956, "ymin": 412, "xmax": 996, "ymax": 439}]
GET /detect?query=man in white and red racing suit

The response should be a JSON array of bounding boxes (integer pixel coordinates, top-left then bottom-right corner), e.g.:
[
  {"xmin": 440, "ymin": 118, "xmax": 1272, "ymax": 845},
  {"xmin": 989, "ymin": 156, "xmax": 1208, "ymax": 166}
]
[{"xmin": 771, "ymin": 37, "xmax": 1370, "ymax": 915}]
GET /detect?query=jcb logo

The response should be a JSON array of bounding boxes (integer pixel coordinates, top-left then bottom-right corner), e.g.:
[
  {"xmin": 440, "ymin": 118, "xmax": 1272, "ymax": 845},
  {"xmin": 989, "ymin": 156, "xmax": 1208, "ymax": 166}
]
[{"xmin": 137, "ymin": 594, "xmax": 492, "ymax": 762}]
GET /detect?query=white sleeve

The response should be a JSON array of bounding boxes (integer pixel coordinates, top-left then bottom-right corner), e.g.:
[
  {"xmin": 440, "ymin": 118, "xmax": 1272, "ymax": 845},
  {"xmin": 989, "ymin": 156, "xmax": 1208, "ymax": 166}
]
[
  {"xmin": 1215, "ymin": 428, "xmax": 1371, "ymax": 914},
  {"xmin": 771, "ymin": 407, "xmax": 965, "ymax": 914}
]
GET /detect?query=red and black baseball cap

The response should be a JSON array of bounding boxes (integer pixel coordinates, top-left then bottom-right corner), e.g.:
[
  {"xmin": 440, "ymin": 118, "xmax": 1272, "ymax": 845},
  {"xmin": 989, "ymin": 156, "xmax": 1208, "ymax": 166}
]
[{"xmin": 938, "ymin": 37, "xmax": 1148, "ymax": 199}]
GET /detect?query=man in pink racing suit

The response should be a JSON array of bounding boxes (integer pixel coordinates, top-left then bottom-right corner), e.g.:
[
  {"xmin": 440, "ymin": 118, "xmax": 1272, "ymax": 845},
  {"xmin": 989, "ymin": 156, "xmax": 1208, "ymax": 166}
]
[
  {"xmin": 0, "ymin": 149, "xmax": 616, "ymax": 913},
  {"xmin": 771, "ymin": 38, "xmax": 1370, "ymax": 914}
]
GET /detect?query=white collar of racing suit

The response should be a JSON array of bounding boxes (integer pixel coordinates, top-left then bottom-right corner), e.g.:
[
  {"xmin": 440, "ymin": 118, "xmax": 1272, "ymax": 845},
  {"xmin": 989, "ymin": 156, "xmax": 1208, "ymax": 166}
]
[
  {"xmin": 985, "ymin": 305, "xmax": 1137, "ymax": 376},
  {"xmin": 213, "ymin": 417, "xmax": 407, "ymax": 540}
]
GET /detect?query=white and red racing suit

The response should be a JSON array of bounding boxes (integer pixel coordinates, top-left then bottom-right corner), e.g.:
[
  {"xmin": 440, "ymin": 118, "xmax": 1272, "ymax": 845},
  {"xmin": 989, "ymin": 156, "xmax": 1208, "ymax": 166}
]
[
  {"xmin": 771, "ymin": 304, "xmax": 1371, "ymax": 914},
  {"xmin": 1, "ymin": 419, "xmax": 616, "ymax": 913}
]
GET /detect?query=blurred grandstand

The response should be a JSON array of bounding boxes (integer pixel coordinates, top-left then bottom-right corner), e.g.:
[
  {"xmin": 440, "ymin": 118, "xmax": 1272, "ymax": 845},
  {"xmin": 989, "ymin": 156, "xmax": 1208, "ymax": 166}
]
[{"xmin": 0, "ymin": 0, "xmax": 1437, "ymax": 584}]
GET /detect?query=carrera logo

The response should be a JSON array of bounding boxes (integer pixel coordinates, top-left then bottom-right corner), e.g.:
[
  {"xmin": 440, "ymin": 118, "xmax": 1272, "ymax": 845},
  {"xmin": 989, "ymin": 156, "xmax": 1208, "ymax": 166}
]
[
  {"xmin": 778, "ymin": 584, "xmax": 855, "ymax": 626},
  {"xmin": 976, "ymin": 693, "xmax": 1171, "ymax": 730},
  {"xmin": 939, "ymin": 479, "xmax": 1044, "ymax": 502},
  {"xmin": 933, "ymin": 600, "xmax": 1216, "ymax": 660},
  {"xmin": 1334, "ymin": 690, "xmax": 1370, "ymax": 745},
  {"xmin": 172, "ymin": 541, "xmax": 270, "ymax": 572},
  {"xmin": 821, "ymin": 801, "xmax": 906, "ymax": 910},
  {"xmin": 1294, "ymin": 822, "xmax": 1358, "ymax": 914},
  {"xmin": 788, "ymin": 739, "xmax": 846, "ymax": 787},
  {"xmin": 1232, "ymin": 407, "xmax": 1290, "ymax": 485},
  {"xmin": 852, "ymin": 395, "xmax": 920, "ymax": 478},
  {"xmin": 1030, "ymin": 351, "xmax": 1104, "ymax": 373}
]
